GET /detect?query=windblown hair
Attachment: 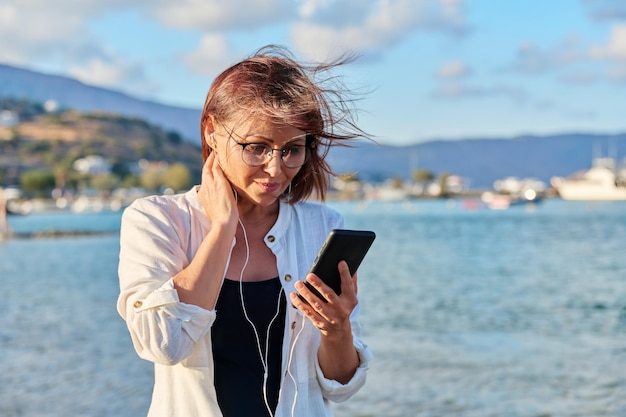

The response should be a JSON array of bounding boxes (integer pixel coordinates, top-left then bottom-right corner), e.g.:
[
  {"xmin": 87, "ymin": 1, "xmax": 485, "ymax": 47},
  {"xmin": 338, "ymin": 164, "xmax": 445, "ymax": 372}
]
[{"xmin": 200, "ymin": 44, "xmax": 368, "ymax": 203}]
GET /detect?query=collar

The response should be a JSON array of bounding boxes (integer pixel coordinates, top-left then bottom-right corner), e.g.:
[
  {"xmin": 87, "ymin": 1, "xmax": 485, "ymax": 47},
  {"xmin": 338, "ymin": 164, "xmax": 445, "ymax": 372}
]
[
  {"xmin": 264, "ymin": 200, "xmax": 292, "ymax": 251},
  {"xmin": 185, "ymin": 186, "xmax": 293, "ymax": 246}
]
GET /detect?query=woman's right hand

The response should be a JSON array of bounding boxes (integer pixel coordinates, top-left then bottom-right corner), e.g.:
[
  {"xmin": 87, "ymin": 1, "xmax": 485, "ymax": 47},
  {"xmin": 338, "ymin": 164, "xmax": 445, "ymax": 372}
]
[
  {"xmin": 197, "ymin": 152, "xmax": 238, "ymax": 228},
  {"xmin": 174, "ymin": 151, "xmax": 239, "ymax": 310}
]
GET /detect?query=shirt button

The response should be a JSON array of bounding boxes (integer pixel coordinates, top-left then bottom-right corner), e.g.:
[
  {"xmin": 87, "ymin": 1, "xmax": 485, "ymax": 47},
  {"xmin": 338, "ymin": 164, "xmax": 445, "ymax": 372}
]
[
  {"xmin": 291, "ymin": 321, "xmax": 296, "ymax": 330},
  {"xmin": 284, "ymin": 274, "xmax": 292, "ymax": 282},
  {"xmin": 133, "ymin": 300, "xmax": 143, "ymax": 308},
  {"xmin": 267, "ymin": 235, "xmax": 275, "ymax": 243}
]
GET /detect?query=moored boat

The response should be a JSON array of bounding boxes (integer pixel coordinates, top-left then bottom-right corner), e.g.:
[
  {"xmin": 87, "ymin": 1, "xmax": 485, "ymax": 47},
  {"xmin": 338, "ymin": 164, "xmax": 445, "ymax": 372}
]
[{"xmin": 551, "ymin": 158, "xmax": 626, "ymax": 201}]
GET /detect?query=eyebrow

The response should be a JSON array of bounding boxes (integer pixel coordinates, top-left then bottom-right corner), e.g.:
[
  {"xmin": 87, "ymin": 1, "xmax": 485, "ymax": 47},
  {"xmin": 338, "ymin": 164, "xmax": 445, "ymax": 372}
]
[{"xmin": 241, "ymin": 134, "xmax": 308, "ymax": 144}]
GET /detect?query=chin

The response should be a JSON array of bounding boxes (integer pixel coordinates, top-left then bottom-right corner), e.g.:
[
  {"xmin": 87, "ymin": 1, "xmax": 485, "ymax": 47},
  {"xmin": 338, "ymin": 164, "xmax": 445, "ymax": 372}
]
[{"xmin": 241, "ymin": 190, "xmax": 282, "ymax": 207}]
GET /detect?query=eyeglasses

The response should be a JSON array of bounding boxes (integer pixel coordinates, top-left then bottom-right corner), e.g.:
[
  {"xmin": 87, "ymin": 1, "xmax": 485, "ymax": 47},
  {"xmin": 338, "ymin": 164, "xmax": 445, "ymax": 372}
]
[{"xmin": 230, "ymin": 134, "xmax": 314, "ymax": 169}]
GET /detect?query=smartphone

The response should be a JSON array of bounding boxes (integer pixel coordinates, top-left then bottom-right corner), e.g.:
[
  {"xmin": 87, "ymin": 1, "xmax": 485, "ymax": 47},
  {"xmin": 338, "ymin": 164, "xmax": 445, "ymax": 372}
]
[{"xmin": 300, "ymin": 229, "xmax": 376, "ymax": 303}]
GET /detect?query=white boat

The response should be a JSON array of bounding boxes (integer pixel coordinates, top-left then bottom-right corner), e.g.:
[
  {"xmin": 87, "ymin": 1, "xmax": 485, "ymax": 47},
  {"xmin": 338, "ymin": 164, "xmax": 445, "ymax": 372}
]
[
  {"xmin": 481, "ymin": 189, "xmax": 542, "ymax": 210},
  {"xmin": 551, "ymin": 158, "xmax": 626, "ymax": 201}
]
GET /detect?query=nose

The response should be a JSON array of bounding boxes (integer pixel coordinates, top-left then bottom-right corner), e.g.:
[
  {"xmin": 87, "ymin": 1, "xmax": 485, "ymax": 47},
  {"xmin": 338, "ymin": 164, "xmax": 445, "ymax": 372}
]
[{"xmin": 263, "ymin": 149, "xmax": 283, "ymax": 176}]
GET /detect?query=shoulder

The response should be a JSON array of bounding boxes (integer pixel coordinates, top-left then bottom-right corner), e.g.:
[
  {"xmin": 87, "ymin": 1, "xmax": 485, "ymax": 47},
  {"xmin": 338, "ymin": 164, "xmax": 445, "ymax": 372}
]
[
  {"xmin": 126, "ymin": 187, "xmax": 197, "ymax": 213},
  {"xmin": 122, "ymin": 188, "xmax": 197, "ymax": 228},
  {"xmin": 124, "ymin": 194, "xmax": 174, "ymax": 219}
]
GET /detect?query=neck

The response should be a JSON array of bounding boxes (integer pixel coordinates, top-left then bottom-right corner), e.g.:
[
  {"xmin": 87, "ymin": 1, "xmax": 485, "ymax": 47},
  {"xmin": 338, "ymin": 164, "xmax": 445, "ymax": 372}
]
[{"xmin": 237, "ymin": 199, "xmax": 280, "ymax": 224}]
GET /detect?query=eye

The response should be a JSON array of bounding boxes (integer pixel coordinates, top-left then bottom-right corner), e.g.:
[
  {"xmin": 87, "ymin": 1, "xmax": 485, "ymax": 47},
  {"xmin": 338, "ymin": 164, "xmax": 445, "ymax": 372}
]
[
  {"xmin": 245, "ymin": 143, "xmax": 269, "ymax": 156},
  {"xmin": 284, "ymin": 145, "xmax": 305, "ymax": 156}
]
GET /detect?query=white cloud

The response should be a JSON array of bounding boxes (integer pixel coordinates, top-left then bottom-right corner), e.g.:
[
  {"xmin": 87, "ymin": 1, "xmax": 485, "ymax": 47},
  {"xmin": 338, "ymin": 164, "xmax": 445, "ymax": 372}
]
[
  {"xmin": 151, "ymin": 0, "xmax": 292, "ymax": 31},
  {"xmin": 507, "ymin": 26, "xmax": 626, "ymax": 88},
  {"xmin": 436, "ymin": 61, "xmax": 471, "ymax": 79},
  {"xmin": 1, "ymin": 0, "xmax": 471, "ymax": 101},
  {"xmin": 290, "ymin": 0, "xmax": 468, "ymax": 61},
  {"xmin": 69, "ymin": 55, "xmax": 159, "ymax": 97},
  {"xmin": 70, "ymin": 59, "xmax": 127, "ymax": 87},
  {"xmin": 295, "ymin": 0, "xmax": 373, "ymax": 26},
  {"xmin": 589, "ymin": 24, "xmax": 626, "ymax": 60},
  {"xmin": 0, "ymin": 0, "xmax": 161, "ymax": 97},
  {"xmin": 183, "ymin": 34, "xmax": 235, "ymax": 77},
  {"xmin": 0, "ymin": 2, "xmax": 87, "ymax": 63},
  {"xmin": 511, "ymin": 37, "xmax": 584, "ymax": 74},
  {"xmin": 0, "ymin": 0, "xmax": 470, "ymax": 112},
  {"xmin": 297, "ymin": 0, "xmax": 338, "ymax": 19}
]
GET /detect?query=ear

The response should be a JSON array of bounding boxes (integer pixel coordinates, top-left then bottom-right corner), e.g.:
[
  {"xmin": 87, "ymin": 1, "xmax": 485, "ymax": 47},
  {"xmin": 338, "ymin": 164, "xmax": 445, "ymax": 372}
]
[{"xmin": 203, "ymin": 115, "xmax": 216, "ymax": 148}]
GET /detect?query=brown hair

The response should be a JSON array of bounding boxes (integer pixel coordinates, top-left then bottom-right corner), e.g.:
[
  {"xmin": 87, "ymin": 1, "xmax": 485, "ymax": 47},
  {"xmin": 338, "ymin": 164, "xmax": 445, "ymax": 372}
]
[{"xmin": 200, "ymin": 45, "xmax": 368, "ymax": 203}]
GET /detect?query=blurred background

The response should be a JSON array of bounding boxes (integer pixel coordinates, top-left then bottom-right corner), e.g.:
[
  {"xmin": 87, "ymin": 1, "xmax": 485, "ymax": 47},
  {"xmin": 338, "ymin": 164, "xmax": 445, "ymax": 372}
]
[{"xmin": 1, "ymin": 0, "xmax": 626, "ymax": 207}]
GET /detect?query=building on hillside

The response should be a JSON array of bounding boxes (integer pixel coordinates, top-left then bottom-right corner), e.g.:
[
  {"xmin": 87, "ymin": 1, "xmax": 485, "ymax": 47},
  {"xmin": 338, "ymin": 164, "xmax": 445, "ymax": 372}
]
[
  {"xmin": 73, "ymin": 155, "xmax": 111, "ymax": 175},
  {"xmin": 0, "ymin": 110, "xmax": 18, "ymax": 127}
]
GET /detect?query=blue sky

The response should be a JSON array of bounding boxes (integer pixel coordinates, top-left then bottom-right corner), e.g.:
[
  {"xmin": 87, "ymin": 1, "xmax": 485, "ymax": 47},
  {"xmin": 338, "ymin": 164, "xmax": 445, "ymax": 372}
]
[{"xmin": 1, "ymin": 0, "xmax": 625, "ymax": 145}]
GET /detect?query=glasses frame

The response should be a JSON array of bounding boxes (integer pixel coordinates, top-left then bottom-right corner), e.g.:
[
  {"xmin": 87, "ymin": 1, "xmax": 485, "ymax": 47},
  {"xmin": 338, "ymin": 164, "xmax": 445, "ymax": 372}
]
[{"xmin": 229, "ymin": 133, "xmax": 316, "ymax": 169}]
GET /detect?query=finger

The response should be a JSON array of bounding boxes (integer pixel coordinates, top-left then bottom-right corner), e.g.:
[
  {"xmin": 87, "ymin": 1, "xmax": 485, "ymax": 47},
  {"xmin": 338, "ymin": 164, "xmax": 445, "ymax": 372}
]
[
  {"xmin": 203, "ymin": 153, "xmax": 230, "ymax": 191},
  {"xmin": 289, "ymin": 290, "xmax": 316, "ymax": 314},
  {"xmin": 202, "ymin": 152, "xmax": 218, "ymax": 178},
  {"xmin": 210, "ymin": 151, "xmax": 221, "ymax": 172},
  {"xmin": 289, "ymin": 291, "xmax": 327, "ymax": 328},
  {"xmin": 304, "ymin": 274, "xmax": 339, "ymax": 306},
  {"xmin": 338, "ymin": 261, "xmax": 357, "ymax": 298},
  {"xmin": 295, "ymin": 279, "xmax": 327, "ymax": 310},
  {"xmin": 210, "ymin": 151, "xmax": 229, "ymax": 176},
  {"xmin": 300, "ymin": 277, "xmax": 348, "ymax": 327}
]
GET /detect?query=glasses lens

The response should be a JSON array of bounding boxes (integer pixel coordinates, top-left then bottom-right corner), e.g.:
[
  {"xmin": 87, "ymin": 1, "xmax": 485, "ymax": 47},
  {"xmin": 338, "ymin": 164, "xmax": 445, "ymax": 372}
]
[
  {"xmin": 282, "ymin": 145, "xmax": 308, "ymax": 168},
  {"xmin": 239, "ymin": 142, "xmax": 310, "ymax": 168},
  {"xmin": 242, "ymin": 144, "xmax": 270, "ymax": 166}
]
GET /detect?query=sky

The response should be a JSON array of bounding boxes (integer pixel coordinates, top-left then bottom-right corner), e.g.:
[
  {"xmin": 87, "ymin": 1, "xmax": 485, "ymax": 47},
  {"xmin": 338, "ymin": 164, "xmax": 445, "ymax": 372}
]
[{"xmin": 1, "ymin": 0, "xmax": 625, "ymax": 145}]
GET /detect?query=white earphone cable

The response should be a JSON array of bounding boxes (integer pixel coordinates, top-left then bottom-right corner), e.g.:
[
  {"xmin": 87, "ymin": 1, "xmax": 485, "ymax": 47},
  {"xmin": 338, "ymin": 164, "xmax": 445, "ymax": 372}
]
[
  {"xmin": 232, "ymin": 187, "xmax": 301, "ymax": 416},
  {"xmin": 287, "ymin": 316, "xmax": 306, "ymax": 417},
  {"xmin": 237, "ymin": 217, "xmax": 283, "ymax": 417}
]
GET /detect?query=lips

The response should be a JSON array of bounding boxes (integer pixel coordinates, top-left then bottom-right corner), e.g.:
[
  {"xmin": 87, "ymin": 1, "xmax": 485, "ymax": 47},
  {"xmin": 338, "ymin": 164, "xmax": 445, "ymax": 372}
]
[{"xmin": 256, "ymin": 182, "xmax": 281, "ymax": 193}]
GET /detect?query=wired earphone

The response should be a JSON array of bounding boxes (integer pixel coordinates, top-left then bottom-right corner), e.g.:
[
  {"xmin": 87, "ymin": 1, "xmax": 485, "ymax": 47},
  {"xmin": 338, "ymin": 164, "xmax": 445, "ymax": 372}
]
[
  {"xmin": 212, "ymin": 131, "xmax": 306, "ymax": 417},
  {"xmin": 235, "ymin": 190, "xmax": 306, "ymax": 417}
]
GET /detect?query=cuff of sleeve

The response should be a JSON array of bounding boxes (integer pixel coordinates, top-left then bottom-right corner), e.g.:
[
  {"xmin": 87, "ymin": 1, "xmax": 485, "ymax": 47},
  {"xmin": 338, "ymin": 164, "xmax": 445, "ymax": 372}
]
[
  {"xmin": 315, "ymin": 340, "xmax": 372, "ymax": 401},
  {"xmin": 132, "ymin": 280, "xmax": 179, "ymax": 312},
  {"xmin": 175, "ymin": 303, "xmax": 215, "ymax": 342},
  {"xmin": 134, "ymin": 279, "xmax": 216, "ymax": 342}
]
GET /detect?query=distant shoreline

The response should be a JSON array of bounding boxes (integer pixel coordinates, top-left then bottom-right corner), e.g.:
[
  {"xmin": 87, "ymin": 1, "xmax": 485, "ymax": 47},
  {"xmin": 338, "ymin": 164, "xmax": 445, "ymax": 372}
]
[{"xmin": 2, "ymin": 230, "xmax": 116, "ymax": 240}]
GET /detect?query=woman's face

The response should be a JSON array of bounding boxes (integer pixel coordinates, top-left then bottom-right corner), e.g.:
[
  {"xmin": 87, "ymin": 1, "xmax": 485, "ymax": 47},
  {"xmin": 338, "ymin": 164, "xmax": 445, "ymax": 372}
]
[{"xmin": 210, "ymin": 117, "xmax": 306, "ymax": 208}]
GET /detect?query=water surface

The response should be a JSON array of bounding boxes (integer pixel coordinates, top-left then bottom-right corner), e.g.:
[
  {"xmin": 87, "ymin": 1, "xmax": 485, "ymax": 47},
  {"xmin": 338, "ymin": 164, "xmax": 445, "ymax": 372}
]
[{"xmin": 1, "ymin": 199, "xmax": 625, "ymax": 416}]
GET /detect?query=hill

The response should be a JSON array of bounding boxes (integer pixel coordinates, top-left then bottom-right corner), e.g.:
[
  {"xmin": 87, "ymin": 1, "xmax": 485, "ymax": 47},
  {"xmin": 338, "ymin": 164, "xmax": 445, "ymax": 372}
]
[
  {"xmin": 0, "ymin": 63, "xmax": 202, "ymax": 144},
  {"xmin": 2, "ymin": 63, "xmax": 626, "ymax": 189},
  {"xmin": 327, "ymin": 133, "xmax": 626, "ymax": 189},
  {"xmin": 0, "ymin": 100, "xmax": 203, "ymax": 186}
]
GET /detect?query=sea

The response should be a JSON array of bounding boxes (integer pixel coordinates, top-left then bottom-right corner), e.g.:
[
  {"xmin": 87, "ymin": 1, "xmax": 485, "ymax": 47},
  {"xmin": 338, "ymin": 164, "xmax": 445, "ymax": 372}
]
[{"xmin": 1, "ymin": 198, "xmax": 625, "ymax": 417}]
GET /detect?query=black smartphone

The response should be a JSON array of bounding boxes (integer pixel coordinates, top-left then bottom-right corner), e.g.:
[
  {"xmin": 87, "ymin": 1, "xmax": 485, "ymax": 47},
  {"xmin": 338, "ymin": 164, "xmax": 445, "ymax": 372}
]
[{"xmin": 300, "ymin": 229, "xmax": 376, "ymax": 303}]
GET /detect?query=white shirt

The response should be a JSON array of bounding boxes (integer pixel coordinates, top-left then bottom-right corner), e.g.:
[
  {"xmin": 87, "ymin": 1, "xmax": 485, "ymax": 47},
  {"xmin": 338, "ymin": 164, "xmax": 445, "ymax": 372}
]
[{"xmin": 117, "ymin": 187, "xmax": 372, "ymax": 417}]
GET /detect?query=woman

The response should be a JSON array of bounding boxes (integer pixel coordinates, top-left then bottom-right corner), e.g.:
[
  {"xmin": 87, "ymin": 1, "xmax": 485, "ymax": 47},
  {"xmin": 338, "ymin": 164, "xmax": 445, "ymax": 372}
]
[{"xmin": 117, "ymin": 45, "xmax": 372, "ymax": 417}]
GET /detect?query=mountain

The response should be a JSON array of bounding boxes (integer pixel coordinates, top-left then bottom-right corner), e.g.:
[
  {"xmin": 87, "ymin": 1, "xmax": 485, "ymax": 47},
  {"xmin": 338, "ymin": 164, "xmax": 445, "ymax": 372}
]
[
  {"xmin": 327, "ymin": 133, "xmax": 626, "ymax": 189},
  {"xmin": 2, "ymin": 63, "xmax": 625, "ymax": 189},
  {"xmin": 0, "ymin": 63, "xmax": 202, "ymax": 144}
]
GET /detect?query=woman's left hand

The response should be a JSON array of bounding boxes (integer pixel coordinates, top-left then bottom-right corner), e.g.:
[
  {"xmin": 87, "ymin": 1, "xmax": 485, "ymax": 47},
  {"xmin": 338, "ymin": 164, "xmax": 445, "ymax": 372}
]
[
  {"xmin": 289, "ymin": 260, "xmax": 360, "ymax": 384},
  {"xmin": 290, "ymin": 260, "xmax": 358, "ymax": 336}
]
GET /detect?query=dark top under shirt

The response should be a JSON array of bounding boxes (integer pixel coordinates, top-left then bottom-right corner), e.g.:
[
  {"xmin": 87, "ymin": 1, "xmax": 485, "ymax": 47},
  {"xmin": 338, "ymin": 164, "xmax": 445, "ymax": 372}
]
[{"xmin": 212, "ymin": 277, "xmax": 286, "ymax": 417}]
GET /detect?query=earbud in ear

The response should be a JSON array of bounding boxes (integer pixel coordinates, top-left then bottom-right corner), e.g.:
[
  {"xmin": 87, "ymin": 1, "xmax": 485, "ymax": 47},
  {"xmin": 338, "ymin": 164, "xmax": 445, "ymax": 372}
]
[{"xmin": 209, "ymin": 133, "xmax": 216, "ymax": 149}]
